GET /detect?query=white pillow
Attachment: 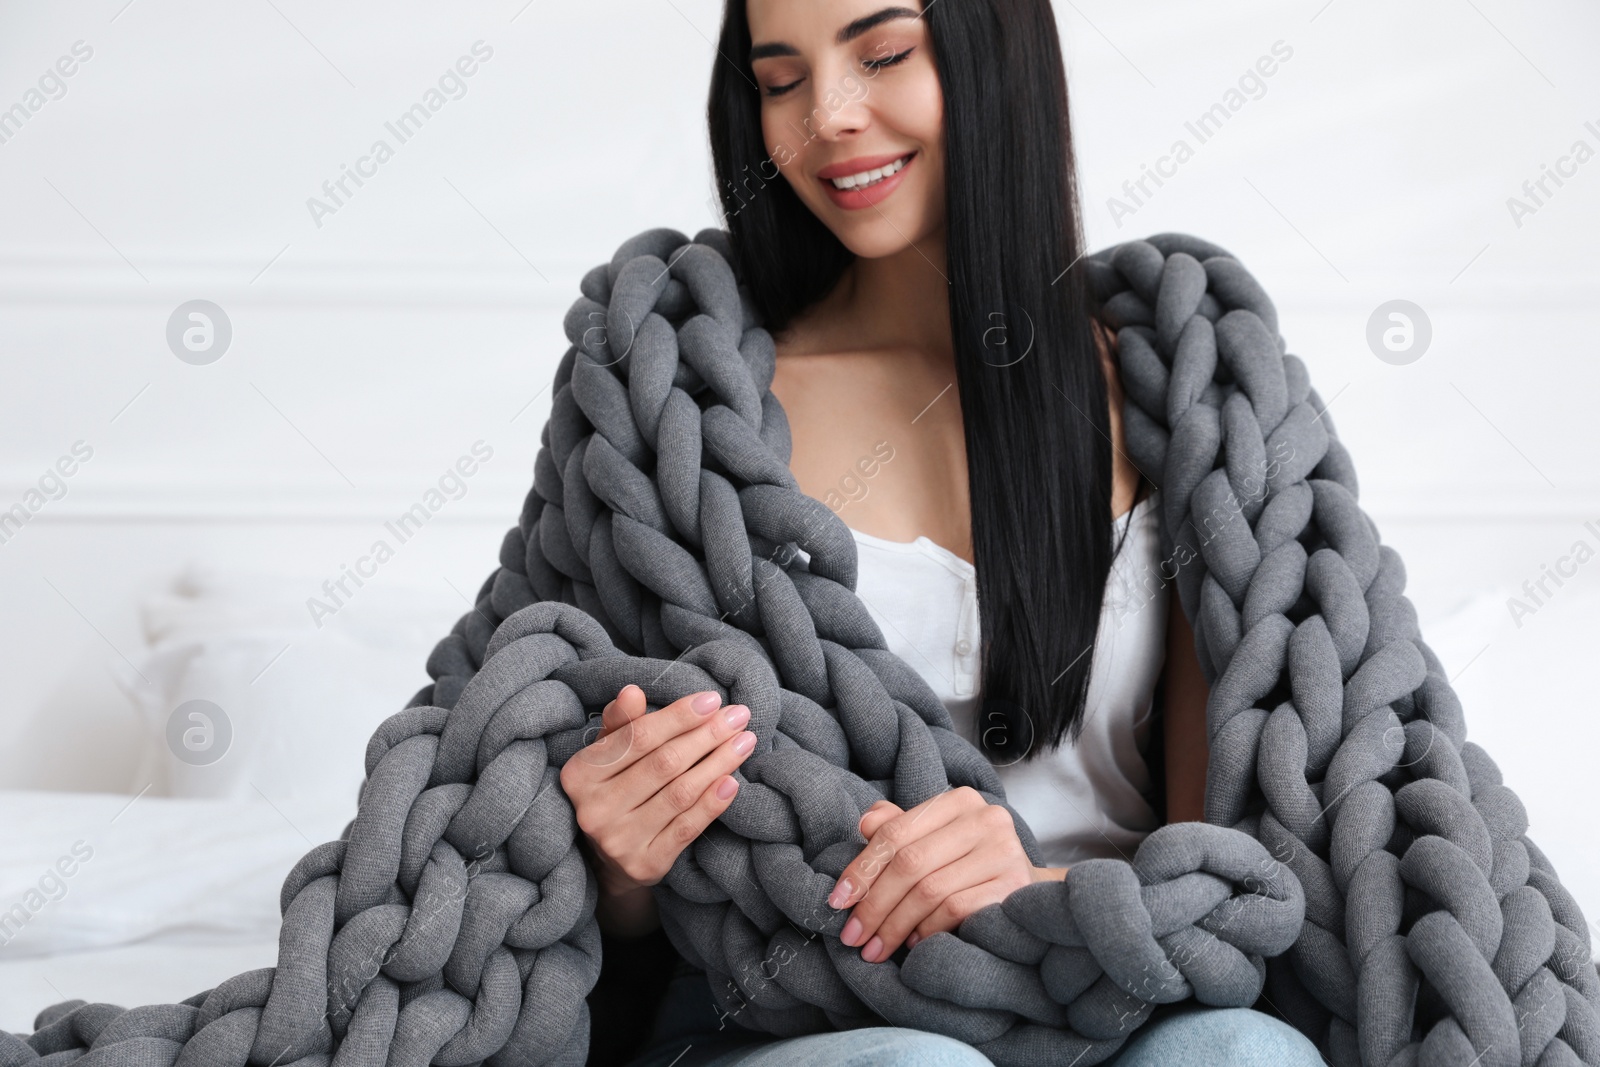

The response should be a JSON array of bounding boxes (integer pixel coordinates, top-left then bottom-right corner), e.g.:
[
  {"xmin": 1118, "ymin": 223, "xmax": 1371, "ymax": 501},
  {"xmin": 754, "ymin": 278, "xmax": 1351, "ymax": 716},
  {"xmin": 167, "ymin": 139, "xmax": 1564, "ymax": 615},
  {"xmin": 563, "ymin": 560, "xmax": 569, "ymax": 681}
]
[{"xmin": 111, "ymin": 564, "xmax": 465, "ymax": 819}]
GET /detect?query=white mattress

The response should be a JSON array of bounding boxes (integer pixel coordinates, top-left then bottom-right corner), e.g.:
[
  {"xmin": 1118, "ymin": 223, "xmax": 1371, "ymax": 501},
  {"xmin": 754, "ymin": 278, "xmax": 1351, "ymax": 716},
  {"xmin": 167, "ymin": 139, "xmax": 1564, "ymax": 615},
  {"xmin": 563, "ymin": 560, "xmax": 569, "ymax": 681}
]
[
  {"xmin": 1, "ymin": 937, "xmax": 282, "ymax": 1034},
  {"xmin": 0, "ymin": 789, "xmax": 344, "ymax": 1034}
]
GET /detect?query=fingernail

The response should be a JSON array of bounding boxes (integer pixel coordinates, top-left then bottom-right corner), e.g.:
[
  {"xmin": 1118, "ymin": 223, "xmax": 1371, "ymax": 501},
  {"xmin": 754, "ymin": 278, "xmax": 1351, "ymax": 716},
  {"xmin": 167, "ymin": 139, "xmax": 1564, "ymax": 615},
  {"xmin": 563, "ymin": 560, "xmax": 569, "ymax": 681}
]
[
  {"xmin": 716, "ymin": 777, "xmax": 737, "ymax": 800},
  {"xmin": 692, "ymin": 691, "xmax": 721, "ymax": 714},
  {"xmin": 829, "ymin": 878, "xmax": 854, "ymax": 909},
  {"xmin": 723, "ymin": 704, "xmax": 749, "ymax": 727},
  {"xmin": 841, "ymin": 916, "xmax": 862, "ymax": 944},
  {"xmin": 906, "ymin": 932, "xmax": 921, "ymax": 949},
  {"xmin": 732, "ymin": 731, "xmax": 756, "ymax": 755},
  {"xmin": 863, "ymin": 935, "xmax": 883, "ymax": 962}
]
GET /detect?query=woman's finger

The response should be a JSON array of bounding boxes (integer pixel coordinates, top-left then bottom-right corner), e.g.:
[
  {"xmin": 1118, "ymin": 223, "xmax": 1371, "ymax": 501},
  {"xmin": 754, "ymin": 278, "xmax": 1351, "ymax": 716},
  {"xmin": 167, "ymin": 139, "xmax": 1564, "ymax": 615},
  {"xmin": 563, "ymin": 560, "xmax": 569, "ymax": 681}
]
[
  {"xmin": 838, "ymin": 812, "xmax": 985, "ymax": 958},
  {"xmin": 857, "ymin": 800, "xmax": 901, "ymax": 839},
  {"xmin": 831, "ymin": 787, "xmax": 983, "ymax": 910},
  {"xmin": 615, "ymin": 699, "xmax": 748, "ymax": 804},
  {"xmin": 572, "ymin": 688, "xmax": 724, "ymax": 781},
  {"xmin": 599, "ymin": 684, "xmax": 647, "ymax": 737},
  {"xmin": 635, "ymin": 713, "xmax": 756, "ymax": 832},
  {"xmin": 646, "ymin": 754, "xmax": 750, "ymax": 876},
  {"xmin": 899, "ymin": 877, "xmax": 1017, "ymax": 954}
]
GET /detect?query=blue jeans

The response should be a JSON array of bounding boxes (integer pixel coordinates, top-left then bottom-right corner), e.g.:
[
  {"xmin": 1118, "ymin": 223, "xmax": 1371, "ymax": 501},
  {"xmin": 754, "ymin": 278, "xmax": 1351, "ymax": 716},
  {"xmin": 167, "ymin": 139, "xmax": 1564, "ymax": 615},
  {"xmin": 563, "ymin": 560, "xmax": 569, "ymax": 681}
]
[{"xmin": 622, "ymin": 967, "xmax": 1327, "ymax": 1067}]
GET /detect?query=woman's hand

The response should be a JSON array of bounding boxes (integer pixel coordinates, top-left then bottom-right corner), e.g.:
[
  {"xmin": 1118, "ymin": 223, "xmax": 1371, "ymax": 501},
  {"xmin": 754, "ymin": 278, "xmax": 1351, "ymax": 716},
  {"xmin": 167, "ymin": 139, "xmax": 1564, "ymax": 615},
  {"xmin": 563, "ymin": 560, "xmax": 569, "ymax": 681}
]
[
  {"xmin": 560, "ymin": 683, "xmax": 758, "ymax": 931},
  {"xmin": 826, "ymin": 786, "xmax": 1068, "ymax": 962}
]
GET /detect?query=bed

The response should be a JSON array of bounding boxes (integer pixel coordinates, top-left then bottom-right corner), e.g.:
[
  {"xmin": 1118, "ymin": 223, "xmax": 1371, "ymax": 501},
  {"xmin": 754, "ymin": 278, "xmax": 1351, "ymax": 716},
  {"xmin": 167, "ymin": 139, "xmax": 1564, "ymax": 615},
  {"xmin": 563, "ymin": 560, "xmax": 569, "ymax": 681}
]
[{"xmin": 4, "ymin": 566, "xmax": 1596, "ymax": 1035}]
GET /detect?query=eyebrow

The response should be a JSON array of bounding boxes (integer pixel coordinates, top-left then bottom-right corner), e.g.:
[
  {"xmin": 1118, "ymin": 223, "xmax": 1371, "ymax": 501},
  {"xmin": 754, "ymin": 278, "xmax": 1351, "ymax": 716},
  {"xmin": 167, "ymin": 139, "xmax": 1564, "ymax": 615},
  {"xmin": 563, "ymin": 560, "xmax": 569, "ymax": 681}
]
[{"xmin": 748, "ymin": 6, "xmax": 921, "ymax": 63}]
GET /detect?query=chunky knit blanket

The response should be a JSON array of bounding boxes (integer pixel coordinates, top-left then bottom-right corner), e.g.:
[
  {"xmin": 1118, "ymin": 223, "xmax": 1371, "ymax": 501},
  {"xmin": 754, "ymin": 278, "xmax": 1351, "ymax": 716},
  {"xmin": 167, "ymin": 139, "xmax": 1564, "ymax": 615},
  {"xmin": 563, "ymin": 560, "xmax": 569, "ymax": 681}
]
[{"xmin": 7, "ymin": 227, "xmax": 1598, "ymax": 1067}]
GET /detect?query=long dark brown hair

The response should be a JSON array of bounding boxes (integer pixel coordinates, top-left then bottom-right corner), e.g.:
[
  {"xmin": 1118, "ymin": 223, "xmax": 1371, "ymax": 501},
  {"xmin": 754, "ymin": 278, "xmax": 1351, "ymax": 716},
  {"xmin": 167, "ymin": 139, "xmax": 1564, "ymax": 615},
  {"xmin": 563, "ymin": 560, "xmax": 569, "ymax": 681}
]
[{"xmin": 706, "ymin": 0, "xmax": 1138, "ymax": 762}]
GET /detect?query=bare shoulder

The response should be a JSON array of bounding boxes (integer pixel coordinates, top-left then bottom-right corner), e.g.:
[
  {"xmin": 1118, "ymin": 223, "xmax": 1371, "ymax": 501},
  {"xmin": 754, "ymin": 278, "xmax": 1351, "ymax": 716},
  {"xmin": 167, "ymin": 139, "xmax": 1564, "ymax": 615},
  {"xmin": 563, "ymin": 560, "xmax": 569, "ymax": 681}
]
[
  {"xmin": 1091, "ymin": 316, "xmax": 1127, "ymax": 413},
  {"xmin": 1092, "ymin": 318, "xmax": 1146, "ymax": 515},
  {"xmin": 1090, "ymin": 317, "xmax": 1118, "ymax": 377}
]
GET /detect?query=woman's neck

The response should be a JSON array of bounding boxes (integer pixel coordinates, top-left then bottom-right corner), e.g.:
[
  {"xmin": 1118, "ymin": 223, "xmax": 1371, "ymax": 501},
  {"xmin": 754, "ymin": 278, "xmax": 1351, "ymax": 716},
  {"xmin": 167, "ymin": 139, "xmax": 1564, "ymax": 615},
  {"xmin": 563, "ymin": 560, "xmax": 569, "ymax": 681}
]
[{"xmin": 810, "ymin": 228, "xmax": 954, "ymax": 363}]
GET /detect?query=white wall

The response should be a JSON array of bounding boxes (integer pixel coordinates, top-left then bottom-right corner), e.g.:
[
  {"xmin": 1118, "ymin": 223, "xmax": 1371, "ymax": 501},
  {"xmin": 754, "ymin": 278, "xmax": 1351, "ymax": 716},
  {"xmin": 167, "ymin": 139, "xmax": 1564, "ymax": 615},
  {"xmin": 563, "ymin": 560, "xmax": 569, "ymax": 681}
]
[{"xmin": 2, "ymin": 0, "xmax": 1598, "ymax": 910}]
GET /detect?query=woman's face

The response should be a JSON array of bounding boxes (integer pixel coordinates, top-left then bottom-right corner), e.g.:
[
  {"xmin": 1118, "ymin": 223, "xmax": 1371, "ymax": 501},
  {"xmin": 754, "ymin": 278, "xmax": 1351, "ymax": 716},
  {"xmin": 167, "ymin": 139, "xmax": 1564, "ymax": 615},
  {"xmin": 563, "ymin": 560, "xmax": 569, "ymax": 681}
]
[{"xmin": 745, "ymin": 1, "xmax": 945, "ymax": 260}]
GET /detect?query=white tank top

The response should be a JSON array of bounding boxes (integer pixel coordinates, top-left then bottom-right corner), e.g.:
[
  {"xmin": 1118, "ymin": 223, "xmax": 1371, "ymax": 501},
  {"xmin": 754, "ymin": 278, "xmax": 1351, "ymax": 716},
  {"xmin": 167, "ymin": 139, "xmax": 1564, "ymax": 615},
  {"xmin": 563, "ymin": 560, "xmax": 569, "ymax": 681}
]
[{"xmin": 823, "ymin": 490, "xmax": 1167, "ymax": 868}]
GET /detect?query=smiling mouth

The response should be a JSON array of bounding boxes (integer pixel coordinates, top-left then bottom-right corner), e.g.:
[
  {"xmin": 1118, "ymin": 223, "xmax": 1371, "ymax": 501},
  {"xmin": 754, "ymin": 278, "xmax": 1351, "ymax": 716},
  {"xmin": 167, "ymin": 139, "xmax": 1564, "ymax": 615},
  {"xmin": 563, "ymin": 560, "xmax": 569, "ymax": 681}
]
[{"xmin": 825, "ymin": 152, "xmax": 916, "ymax": 191}]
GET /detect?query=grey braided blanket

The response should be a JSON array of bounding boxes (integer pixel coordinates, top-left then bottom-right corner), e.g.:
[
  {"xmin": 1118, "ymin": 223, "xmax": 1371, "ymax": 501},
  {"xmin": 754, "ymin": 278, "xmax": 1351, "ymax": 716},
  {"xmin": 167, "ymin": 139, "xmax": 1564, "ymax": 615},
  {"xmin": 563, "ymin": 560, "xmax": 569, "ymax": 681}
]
[{"xmin": 7, "ymin": 226, "xmax": 1598, "ymax": 1067}]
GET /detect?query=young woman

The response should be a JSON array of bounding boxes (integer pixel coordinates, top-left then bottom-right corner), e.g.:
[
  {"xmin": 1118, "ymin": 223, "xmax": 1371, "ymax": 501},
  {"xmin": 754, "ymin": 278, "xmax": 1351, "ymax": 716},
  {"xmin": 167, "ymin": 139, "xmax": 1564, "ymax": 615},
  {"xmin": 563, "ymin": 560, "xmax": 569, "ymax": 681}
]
[{"xmin": 558, "ymin": 1, "xmax": 1328, "ymax": 1064}]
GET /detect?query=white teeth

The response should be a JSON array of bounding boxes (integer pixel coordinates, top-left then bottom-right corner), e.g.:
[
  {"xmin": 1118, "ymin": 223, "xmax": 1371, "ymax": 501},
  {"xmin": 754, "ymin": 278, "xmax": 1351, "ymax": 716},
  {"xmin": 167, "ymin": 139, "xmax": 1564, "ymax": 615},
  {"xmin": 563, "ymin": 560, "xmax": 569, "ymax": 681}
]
[{"xmin": 830, "ymin": 154, "xmax": 910, "ymax": 189}]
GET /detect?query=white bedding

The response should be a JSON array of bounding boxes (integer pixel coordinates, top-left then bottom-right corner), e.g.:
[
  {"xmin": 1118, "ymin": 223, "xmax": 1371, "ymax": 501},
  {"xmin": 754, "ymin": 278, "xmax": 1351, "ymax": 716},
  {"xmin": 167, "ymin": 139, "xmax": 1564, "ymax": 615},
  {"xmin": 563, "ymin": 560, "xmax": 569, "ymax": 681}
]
[
  {"xmin": 0, "ymin": 937, "xmax": 282, "ymax": 1034},
  {"xmin": 0, "ymin": 789, "xmax": 340, "ymax": 1033},
  {"xmin": 1, "ymin": 566, "xmax": 459, "ymax": 1034}
]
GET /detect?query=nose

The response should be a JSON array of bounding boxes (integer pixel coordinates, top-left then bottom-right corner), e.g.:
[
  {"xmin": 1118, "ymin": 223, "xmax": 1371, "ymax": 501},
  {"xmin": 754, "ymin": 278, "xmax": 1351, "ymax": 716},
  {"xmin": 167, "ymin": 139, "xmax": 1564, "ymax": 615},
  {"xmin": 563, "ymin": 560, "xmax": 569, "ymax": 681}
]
[
  {"xmin": 806, "ymin": 62, "xmax": 872, "ymax": 142},
  {"xmin": 817, "ymin": 97, "xmax": 869, "ymax": 140}
]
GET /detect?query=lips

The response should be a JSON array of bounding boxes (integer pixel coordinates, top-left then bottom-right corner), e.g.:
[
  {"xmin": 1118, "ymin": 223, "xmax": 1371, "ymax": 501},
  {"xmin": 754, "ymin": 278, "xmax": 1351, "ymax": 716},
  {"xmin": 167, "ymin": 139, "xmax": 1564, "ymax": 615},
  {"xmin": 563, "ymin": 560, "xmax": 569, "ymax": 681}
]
[
  {"xmin": 817, "ymin": 150, "xmax": 917, "ymax": 182},
  {"xmin": 818, "ymin": 150, "xmax": 918, "ymax": 211}
]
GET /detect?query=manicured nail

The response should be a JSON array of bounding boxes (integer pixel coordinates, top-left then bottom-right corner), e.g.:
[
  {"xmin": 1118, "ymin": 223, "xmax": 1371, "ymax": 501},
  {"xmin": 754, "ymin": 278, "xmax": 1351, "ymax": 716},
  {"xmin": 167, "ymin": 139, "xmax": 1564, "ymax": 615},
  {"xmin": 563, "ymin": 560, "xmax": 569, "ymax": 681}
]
[
  {"xmin": 723, "ymin": 704, "xmax": 749, "ymax": 727},
  {"xmin": 863, "ymin": 935, "xmax": 883, "ymax": 962},
  {"xmin": 829, "ymin": 877, "xmax": 854, "ymax": 908},
  {"xmin": 692, "ymin": 691, "xmax": 721, "ymax": 714},
  {"xmin": 841, "ymin": 916, "xmax": 862, "ymax": 944},
  {"xmin": 716, "ymin": 777, "xmax": 738, "ymax": 800},
  {"xmin": 732, "ymin": 731, "xmax": 756, "ymax": 755}
]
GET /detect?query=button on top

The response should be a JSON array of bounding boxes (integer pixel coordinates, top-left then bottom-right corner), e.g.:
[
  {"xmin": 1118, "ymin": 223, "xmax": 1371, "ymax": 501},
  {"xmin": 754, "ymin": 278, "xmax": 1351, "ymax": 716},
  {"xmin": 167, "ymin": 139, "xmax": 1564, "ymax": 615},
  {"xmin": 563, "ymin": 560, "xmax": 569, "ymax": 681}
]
[{"xmin": 955, "ymin": 638, "xmax": 972, "ymax": 656}]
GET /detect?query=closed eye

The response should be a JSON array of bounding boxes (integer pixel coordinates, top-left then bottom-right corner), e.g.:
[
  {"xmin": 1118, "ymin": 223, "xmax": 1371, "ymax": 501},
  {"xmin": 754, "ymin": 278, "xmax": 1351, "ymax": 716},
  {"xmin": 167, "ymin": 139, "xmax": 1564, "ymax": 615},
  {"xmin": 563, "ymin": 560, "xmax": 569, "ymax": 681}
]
[
  {"xmin": 763, "ymin": 47, "xmax": 914, "ymax": 99},
  {"xmin": 864, "ymin": 47, "xmax": 914, "ymax": 72}
]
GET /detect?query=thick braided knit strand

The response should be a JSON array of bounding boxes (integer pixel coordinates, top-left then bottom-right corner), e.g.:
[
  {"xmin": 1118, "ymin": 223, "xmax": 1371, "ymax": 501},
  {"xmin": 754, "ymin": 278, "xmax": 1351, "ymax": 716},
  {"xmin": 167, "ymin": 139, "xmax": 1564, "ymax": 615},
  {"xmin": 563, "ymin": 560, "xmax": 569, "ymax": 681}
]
[{"xmin": 1094, "ymin": 232, "xmax": 1600, "ymax": 1067}]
